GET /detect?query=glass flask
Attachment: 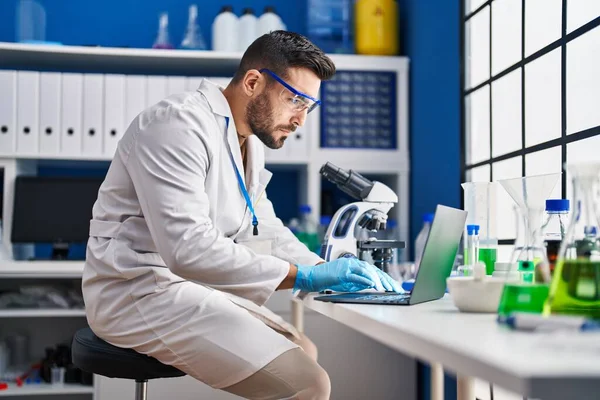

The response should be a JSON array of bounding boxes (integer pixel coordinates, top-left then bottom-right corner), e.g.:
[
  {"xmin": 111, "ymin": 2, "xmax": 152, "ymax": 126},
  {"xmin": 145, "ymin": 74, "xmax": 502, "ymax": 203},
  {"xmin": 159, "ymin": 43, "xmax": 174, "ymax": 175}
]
[
  {"xmin": 497, "ymin": 173, "xmax": 560, "ymax": 315},
  {"xmin": 545, "ymin": 163, "xmax": 600, "ymax": 318}
]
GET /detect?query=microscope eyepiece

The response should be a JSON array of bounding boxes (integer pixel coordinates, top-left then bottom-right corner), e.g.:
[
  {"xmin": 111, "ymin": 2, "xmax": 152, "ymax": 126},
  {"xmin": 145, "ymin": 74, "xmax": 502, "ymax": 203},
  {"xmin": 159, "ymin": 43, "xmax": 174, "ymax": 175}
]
[
  {"xmin": 319, "ymin": 162, "xmax": 374, "ymax": 200},
  {"xmin": 320, "ymin": 162, "xmax": 349, "ymax": 185}
]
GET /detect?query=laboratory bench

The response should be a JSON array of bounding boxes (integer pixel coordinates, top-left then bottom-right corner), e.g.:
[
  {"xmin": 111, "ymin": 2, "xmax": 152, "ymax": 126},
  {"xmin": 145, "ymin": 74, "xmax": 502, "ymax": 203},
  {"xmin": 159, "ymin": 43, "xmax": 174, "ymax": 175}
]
[{"xmin": 302, "ymin": 293, "xmax": 600, "ymax": 400}]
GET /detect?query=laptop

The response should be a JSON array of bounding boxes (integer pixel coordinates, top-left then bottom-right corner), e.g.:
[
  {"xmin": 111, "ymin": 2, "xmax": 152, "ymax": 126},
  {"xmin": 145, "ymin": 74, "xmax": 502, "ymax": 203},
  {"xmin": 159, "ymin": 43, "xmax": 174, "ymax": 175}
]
[{"xmin": 314, "ymin": 204, "xmax": 467, "ymax": 306}]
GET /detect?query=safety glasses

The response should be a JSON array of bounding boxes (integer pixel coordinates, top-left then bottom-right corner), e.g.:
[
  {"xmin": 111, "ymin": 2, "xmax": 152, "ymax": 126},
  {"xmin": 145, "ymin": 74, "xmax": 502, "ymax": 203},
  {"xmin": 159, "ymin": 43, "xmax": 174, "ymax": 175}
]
[{"xmin": 259, "ymin": 68, "xmax": 321, "ymax": 114}]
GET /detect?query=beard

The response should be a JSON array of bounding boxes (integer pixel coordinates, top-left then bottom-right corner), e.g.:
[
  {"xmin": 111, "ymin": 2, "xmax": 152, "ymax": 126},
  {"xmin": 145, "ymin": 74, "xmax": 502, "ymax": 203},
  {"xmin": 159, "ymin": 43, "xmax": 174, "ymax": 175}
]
[{"xmin": 246, "ymin": 92, "xmax": 295, "ymax": 149}]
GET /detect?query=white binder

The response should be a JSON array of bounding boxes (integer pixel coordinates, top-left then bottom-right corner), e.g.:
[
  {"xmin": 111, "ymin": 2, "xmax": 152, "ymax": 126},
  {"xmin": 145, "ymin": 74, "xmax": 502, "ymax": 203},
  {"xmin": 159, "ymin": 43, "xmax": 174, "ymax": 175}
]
[
  {"xmin": 167, "ymin": 76, "xmax": 186, "ymax": 96},
  {"xmin": 60, "ymin": 73, "xmax": 83, "ymax": 156},
  {"xmin": 38, "ymin": 72, "xmax": 62, "ymax": 155},
  {"xmin": 0, "ymin": 70, "xmax": 17, "ymax": 154},
  {"xmin": 16, "ymin": 71, "xmax": 40, "ymax": 155},
  {"xmin": 82, "ymin": 74, "xmax": 104, "ymax": 156},
  {"xmin": 103, "ymin": 74, "xmax": 125, "ymax": 157},
  {"xmin": 125, "ymin": 75, "xmax": 147, "ymax": 125},
  {"xmin": 185, "ymin": 76, "xmax": 204, "ymax": 91},
  {"xmin": 146, "ymin": 75, "xmax": 167, "ymax": 107}
]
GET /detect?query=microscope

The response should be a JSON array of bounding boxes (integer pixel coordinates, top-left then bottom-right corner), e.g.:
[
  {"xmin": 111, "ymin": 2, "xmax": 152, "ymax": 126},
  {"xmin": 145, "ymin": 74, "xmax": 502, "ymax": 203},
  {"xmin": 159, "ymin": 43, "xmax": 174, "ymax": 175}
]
[{"xmin": 319, "ymin": 162, "xmax": 405, "ymax": 272}]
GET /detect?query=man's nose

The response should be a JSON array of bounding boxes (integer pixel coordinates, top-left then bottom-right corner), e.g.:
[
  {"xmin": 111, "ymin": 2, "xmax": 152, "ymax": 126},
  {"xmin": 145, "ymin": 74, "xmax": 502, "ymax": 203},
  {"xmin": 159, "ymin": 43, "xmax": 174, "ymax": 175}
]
[{"xmin": 291, "ymin": 110, "xmax": 308, "ymax": 127}]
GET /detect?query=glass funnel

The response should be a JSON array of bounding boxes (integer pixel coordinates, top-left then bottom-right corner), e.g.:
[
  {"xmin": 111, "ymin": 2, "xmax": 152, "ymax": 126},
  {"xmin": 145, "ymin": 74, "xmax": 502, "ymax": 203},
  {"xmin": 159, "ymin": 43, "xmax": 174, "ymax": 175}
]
[
  {"xmin": 496, "ymin": 173, "xmax": 560, "ymax": 315},
  {"xmin": 461, "ymin": 182, "xmax": 498, "ymax": 274},
  {"xmin": 499, "ymin": 173, "xmax": 560, "ymax": 281},
  {"xmin": 545, "ymin": 163, "xmax": 600, "ymax": 318}
]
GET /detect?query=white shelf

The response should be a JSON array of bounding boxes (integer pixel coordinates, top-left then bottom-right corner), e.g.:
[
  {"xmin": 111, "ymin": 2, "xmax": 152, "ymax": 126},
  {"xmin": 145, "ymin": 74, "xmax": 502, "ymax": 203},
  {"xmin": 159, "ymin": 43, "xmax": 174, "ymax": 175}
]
[
  {"xmin": 0, "ymin": 42, "xmax": 409, "ymax": 77},
  {"xmin": 0, "ymin": 41, "xmax": 242, "ymax": 76},
  {"xmin": 0, "ymin": 152, "xmax": 326, "ymax": 166},
  {"xmin": 0, "ymin": 153, "xmax": 410, "ymax": 173},
  {"xmin": 0, "ymin": 153, "xmax": 112, "ymax": 162},
  {"xmin": 0, "ymin": 383, "xmax": 94, "ymax": 396},
  {"xmin": 0, "ymin": 309, "xmax": 86, "ymax": 317},
  {"xmin": 0, "ymin": 261, "xmax": 84, "ymax": 278}
]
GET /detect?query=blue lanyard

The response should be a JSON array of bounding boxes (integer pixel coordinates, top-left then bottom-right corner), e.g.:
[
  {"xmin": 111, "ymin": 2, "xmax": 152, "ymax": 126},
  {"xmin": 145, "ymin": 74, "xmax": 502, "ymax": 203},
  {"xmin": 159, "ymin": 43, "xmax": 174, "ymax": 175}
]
[{"xmin": 225, "ymin": 117, "xmax": 259, "ymax": 236}]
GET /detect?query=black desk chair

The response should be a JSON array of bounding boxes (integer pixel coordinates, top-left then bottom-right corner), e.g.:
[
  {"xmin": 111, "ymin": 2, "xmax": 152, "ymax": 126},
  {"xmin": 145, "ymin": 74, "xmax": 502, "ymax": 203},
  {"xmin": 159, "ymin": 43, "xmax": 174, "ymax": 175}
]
[{"xmin": 72, "ymin": 328, "xmax": 185, "ymax": 400}]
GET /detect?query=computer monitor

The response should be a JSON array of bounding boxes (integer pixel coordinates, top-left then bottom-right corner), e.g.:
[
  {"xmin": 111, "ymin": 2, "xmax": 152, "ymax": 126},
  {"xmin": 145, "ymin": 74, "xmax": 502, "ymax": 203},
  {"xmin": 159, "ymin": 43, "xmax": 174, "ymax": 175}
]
[{"xmin": 11, "ymin": 176, "xmax": 103, "ymax": 259}]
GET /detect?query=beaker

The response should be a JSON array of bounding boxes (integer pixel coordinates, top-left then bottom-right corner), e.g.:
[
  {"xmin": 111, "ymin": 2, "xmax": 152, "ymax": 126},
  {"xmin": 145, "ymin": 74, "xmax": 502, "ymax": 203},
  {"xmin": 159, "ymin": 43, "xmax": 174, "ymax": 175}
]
[
  {"xmin": 461, "ymin": 182, "xmax": 498, "ymax": 275},
  {"xmin": 545, "ymin": 163, "xmax": 600, "ymax": 318},
  {"xmin": 496, "ymin": 173, "xmax": 560, "ymax": 315}
]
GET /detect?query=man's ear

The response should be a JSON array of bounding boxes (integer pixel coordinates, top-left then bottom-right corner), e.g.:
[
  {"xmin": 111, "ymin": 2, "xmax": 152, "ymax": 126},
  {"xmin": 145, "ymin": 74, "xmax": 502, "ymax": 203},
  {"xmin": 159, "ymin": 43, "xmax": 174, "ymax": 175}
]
[{"xmin": 242, "ymin": 69, "xmax": 263, "ymax": 97}]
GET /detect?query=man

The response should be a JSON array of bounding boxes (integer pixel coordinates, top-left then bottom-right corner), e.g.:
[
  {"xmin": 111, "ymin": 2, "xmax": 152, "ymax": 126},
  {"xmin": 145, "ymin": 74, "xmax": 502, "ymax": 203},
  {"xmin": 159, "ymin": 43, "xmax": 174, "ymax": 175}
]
[{"xmin": 83, "ymin": 31, "xmax": 401, "ymax": 400}]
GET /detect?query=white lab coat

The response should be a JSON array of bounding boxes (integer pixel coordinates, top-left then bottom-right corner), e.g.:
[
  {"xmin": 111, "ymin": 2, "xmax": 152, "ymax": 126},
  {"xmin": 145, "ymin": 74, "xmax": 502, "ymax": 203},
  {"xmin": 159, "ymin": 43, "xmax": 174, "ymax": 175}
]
[{"xmin": 82, "ymin": 79, "xmax": 323, "ymax": 389}]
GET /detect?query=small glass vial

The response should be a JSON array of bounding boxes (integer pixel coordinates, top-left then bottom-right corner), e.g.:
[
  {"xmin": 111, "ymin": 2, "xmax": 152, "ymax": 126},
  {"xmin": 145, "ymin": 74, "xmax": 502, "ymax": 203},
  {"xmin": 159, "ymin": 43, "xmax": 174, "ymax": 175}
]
[{"xmin": 458, "ymin": 224, "xmax": 480, "ymax": 276}]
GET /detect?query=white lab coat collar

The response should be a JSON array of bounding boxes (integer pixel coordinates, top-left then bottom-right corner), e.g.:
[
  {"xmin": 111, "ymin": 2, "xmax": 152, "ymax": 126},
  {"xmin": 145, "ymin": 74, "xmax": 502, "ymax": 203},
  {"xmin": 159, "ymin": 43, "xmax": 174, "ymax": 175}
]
[
  {"xmin": 198, "ymin": 79, "xmax": 232, "ymax": 118},
  {"xmin": 198, "ymin": 79, "xmax": 270, "ymax": 192},
  {"xmin": 198, "ymin": 79, "xmax": 247, "ymax": 187}
]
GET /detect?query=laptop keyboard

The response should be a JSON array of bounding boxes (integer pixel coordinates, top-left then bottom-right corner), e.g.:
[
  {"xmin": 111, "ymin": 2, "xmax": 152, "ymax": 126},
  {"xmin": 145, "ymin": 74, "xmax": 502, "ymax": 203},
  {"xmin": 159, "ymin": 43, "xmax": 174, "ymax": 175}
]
[{"xmin": 354, "ymin": 294, "xmax": 411, "ymax": 303}]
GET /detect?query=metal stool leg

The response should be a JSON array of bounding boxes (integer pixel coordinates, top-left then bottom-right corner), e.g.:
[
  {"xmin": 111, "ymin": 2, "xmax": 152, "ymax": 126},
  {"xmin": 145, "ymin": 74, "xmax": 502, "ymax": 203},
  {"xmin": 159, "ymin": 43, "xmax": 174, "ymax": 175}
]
[{"xmin": 135, "ymin": 380, "xmax": 148, "ymax": 400}]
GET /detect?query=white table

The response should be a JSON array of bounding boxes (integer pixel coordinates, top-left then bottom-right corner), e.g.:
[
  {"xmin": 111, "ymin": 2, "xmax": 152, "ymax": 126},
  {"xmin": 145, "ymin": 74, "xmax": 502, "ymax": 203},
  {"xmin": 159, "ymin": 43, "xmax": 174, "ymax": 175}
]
[{"xmin": 302, "ymin": 294, "xmax": 600, "ymax": 400}]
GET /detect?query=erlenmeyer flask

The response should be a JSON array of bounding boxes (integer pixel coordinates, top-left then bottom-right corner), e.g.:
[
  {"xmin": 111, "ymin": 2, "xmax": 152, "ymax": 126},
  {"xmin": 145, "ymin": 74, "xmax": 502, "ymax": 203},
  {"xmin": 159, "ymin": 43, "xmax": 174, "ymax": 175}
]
[
  {"xmin": 180, "ymin": 5, "xmax": 207, "ymax": 50},
  {"xmin": 500, "ymin": 173, "xmax": 560, "ymax": 281},
  {"xmin": 545, "ymin": 163, "xmax": 600, "ymax": 318},
  {"xmin": 497, "ymin": 173, "xmax": 560, "ymax": 315}
]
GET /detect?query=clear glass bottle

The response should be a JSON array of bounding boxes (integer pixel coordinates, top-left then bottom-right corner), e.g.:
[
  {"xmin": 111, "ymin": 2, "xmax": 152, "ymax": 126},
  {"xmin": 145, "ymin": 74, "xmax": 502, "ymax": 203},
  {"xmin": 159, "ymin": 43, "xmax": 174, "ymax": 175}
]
[
  {"xmin": 296, "ymin": 205, "xmax": 320, "ymax": 254},
  {"xmin": 541, "ymin": 199, "xmax": 570, "ymax": 276},
  {"xmin": 545, "ymin": 163, "xmax": 600, "ymax": 318}
]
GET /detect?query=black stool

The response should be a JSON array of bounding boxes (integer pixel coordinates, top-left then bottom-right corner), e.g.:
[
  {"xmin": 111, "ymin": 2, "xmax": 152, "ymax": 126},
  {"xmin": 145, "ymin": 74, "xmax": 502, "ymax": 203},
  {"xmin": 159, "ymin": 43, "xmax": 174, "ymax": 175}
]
[{"xmin": 72, "ymin": 328, "xmax": 185, "ymax": 400}]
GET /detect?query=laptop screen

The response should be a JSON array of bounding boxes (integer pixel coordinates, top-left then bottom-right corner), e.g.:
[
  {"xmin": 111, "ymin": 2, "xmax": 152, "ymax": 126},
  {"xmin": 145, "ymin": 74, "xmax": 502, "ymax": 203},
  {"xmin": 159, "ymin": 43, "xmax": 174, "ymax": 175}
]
[{"xmin": 409, "ymin": 205, "xmax": 467, "ymax": 304}]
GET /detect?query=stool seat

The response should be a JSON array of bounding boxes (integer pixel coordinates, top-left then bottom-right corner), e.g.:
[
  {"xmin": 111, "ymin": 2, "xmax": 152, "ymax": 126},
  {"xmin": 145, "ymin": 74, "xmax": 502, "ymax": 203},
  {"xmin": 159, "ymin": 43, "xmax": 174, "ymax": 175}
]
[{"xmin": 72, "ymin": 328, "xmax": 185, "ymax": 381}]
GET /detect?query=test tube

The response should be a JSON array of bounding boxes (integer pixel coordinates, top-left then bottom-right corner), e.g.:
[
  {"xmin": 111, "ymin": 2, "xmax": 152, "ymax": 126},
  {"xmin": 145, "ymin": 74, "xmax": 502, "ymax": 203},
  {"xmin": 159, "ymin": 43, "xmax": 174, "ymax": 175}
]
[{"xmin": 466, "ymin": 224, "xmax": 480, "ymax": 266}]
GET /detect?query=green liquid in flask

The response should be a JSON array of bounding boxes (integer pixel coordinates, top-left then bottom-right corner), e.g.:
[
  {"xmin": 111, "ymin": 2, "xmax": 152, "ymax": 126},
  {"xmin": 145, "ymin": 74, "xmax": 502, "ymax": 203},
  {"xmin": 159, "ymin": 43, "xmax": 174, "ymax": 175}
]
[
  {"xmin": 545, "ymin": 259, "xmax": 600, "ymax": 319},
  {"xmin": 497, "ymin": 283, "xmax": 549, "ymax": 316}
]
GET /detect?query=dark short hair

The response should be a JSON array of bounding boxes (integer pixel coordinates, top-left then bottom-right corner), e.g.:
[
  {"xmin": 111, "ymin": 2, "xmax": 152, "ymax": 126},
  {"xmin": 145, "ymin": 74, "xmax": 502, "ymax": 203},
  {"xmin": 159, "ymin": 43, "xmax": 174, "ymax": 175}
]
[{"xmin": 232, "ymin": 31, "xmax": 336, "ymax": 84}]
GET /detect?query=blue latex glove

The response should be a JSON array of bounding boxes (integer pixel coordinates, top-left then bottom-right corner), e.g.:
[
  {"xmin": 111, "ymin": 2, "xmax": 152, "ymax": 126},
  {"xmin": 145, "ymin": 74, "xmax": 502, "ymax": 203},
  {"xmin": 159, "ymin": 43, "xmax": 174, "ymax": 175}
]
[
  {"xmin": 365, "ymin": 263, "xmax": 404, "ymax": 294},
  {"xmin": 294, "ymin": 258, "xmax": 403, "ymax": 293}
]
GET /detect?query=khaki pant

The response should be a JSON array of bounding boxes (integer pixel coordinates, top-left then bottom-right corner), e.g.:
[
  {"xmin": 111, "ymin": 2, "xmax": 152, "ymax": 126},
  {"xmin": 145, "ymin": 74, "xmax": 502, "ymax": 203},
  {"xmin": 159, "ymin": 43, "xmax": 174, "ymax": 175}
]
[{"xmin": 221, "ymin": 333, "xmax": 331, "ymax": 400}]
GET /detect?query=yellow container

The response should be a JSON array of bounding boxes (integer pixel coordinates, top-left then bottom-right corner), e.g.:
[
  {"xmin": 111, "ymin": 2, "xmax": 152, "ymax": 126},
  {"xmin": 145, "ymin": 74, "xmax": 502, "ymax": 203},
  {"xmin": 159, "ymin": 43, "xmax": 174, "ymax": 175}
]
[{"xmin": 355, "ymin": 0, "xmax": 399, "ymax": 56}]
